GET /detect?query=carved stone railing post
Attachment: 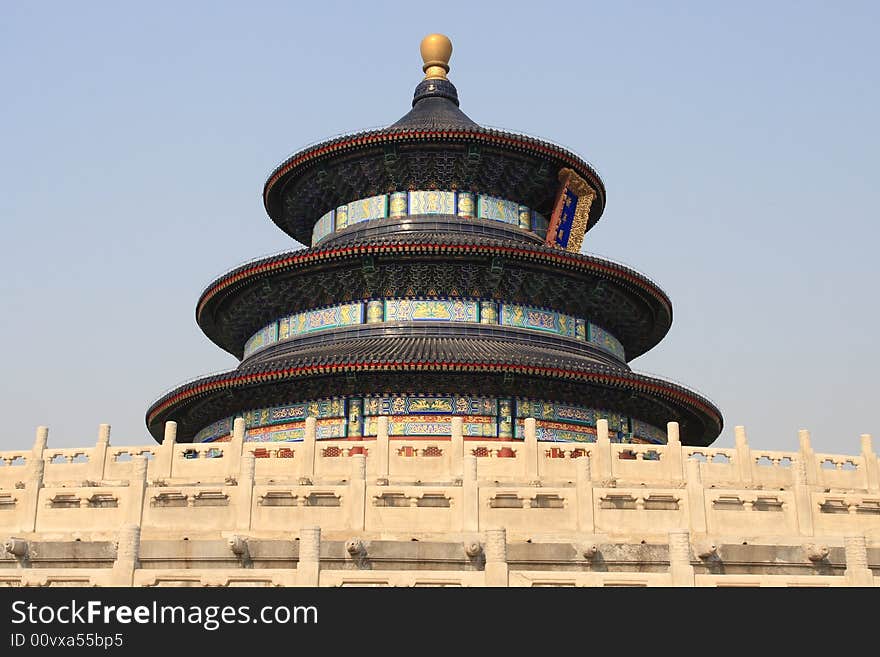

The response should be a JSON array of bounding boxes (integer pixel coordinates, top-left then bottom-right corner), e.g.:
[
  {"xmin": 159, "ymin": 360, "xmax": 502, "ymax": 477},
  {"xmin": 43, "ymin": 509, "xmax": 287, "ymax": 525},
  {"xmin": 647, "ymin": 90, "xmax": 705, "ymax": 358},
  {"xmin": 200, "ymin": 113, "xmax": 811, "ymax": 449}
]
[
  {"xmin": 666, "ymin": 421, "xmax": 684, "ymax": 482},
  {"xmin": 734, "ymin": 426, "xmax": 752, "ymax": 485},
  {"xmin": 484, "ymin": 528, "xmax": 509, "ymax": 587},
  {"xmin": 30, "ymin": 425, "xmax": 48, "ymax": 476},
  {"xmin": 685, "ymin": 458, "xmax": 707, "ymax": 534},
  {"xmin": 113, "ymin": 524, "xmax": 140, "ymax": 586},
  {"xmin": 450, "ymin": 416, "xmax": 464, "ymax": 479},
  {"xmin": 297, "ymin": 526, "xmax": 321, "ymax": 586},
  {"xmin": 860, "ymin": 434, "xmax": 878, "ymax": 492},
  {"xmin": 237, "ymin": 452, "xmax": 255, "ymax": 531},
  {"xmin": 595, "ymin": 419, "xmax": 613, "ymax": 482},
  {"xmin": 575, "ymin": 454, "xmax": 594, "ymax": 532},
  {"xmin": 668, "ymin": 530, "xmax": 695, "ymax": 587},
  {"xmin": 792, "ymin": 457, "xmax": 814, "ymax": 536},
  {"xmin": 798, "ymin": 429, "xmax": 818, "ymax": 486},
  {"xmin": 126, "ymin": 456, "xmax": 148, "ymax": 527},
  {"xmin": 227, "ymin": 417, "xmax": 245, "ymax": 478},
  {"xmin": 376, "ymin": 416, "xmax": 390, "ymax": 479},
  {"xmin": 524, "ymin": 417, "xmax": 538, "ymax": 481},
  {"xmin": 302, "ymin": 417, "xmax": 316, "ymax": 478},
  {"xmin": 88, "ymin": 423, "xmax": 110, "ymax": 482},
  {"xmin": 463, "ymin": 455, "xmax": 478, "ymax": 532},
  {"xmin": 844, "ymin": 535, "xmax": 873, "ymax": 586},
  {"xmin": 22, "ymin": 458, "xmax": 44, "ymax": 533},
  {"xmin": 155, "ymin": 421, "xmax": 177, "ymax": 479},
  {"xmin": 350, "ymin": 454, "xmax": 366, "ymax": 531}
]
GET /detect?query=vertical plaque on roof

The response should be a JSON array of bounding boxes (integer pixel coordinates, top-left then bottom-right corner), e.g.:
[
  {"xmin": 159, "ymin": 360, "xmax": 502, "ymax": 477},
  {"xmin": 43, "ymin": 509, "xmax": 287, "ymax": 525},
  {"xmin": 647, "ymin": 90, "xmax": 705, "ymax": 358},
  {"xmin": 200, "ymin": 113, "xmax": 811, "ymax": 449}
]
[{"xmin": 545, "ymin": 167, "xmax": 596, "ymax": 253}]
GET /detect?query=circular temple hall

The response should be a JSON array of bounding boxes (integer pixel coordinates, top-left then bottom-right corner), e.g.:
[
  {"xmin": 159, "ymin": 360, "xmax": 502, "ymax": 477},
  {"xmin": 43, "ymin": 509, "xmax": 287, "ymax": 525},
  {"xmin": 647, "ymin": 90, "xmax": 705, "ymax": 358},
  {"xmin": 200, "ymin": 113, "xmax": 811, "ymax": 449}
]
[{"xmin": 146, "ymin": 34, "xmax": 723, "ymax": 449}]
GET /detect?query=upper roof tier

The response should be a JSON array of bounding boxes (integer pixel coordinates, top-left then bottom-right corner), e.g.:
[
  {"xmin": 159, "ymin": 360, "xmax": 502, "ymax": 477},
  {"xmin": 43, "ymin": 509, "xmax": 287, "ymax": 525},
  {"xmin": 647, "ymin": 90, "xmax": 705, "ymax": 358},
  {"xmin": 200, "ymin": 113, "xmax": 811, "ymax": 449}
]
[{"xmin": 263, "ymin": 34, "xmax": 606, "ymax": 250}]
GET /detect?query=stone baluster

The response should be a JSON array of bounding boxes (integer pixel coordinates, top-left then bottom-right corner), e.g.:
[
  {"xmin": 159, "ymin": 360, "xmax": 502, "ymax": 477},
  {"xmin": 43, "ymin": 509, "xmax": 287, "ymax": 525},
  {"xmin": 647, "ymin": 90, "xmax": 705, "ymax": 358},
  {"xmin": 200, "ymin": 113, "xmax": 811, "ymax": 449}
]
[
  {"xmin": 462, "ymin": 455, "xmax": 478, "ymax": 532},
  {"xmin": 668, "ymin": 529, "xmax": 695, "ymax": 587},
  {"xmin": 376, "ymin": 416, "xmax": 390, "ymax": 480},
  {"xmin": 155, "ymin": 421, "xmax": 177, "ymax": 479},
  {"xmin": 227, "ymin": 417, "xmax": 245, "ymax": 478},
  {"xmin": 666, "ymin": 421, "xmax": 684, "ymax": 483},
  {"xmin": 594, "ymin": 419, "xmax": 613, "ymax": 482},
  {"xmin": 22, "ymin": 458, "xmax": 44, "ymax": 533},
  {"xmin": 88, "ymin": 423, "xmax": 110, "ymax": 482},
  {"xmin": 126, "ymin": 456, "xmax": 148, "ymax": 527},
  {"xmin": 302, "ymin": 417, "xmax": 316, "ymax": 478},
  {"xmin": 297, "ymin": 526, "xmax": 321, "ymax": 586},
  {"xmin": 450, "ymin": 416, "xmax": 464, "ymax": 480},
  {"xmin": 734, "ymin": 426, "xmax": 752, "ymax": 485},
  {"xmin": 844, "ymin": 535, "xmax": 873, "ymax": 586},
  {"xmin": 792, "ymin": 456, "xmax": 814, "ymax": 536},
  {"xmin": 113, "ymin": 524, "xmax": 140, "ymax": 586},
  {"xmin": 524, "ymin": 417, "xmax": 538, "ymax": 481},
  {"xmin": 685, "ymin": 457, "xmax": 707, "ymax": 534},
  {"xmin": 484, "ymin": 527, "xmax": 509, "ymax": 587},
  {"xmin": 236, "ymin": 452, "xmax": 255, "ymax": 531},
  {"xmin": 30, "ymin": 425, "xmax": 48, "ymax": 476},
  {"xmin": 860, "ymin": 434, "xmax": 878, "ymax": 492},
  {"xmin": 798, "ymin": 429, "xmax": 818, "ymax": 486},
  {"xmin": 575, "ymin": 454, "xmax": 594, "ymax": 533},
  {"xmin": 350, "ymin": 454, "xmax": 366, "ymax": 531}
]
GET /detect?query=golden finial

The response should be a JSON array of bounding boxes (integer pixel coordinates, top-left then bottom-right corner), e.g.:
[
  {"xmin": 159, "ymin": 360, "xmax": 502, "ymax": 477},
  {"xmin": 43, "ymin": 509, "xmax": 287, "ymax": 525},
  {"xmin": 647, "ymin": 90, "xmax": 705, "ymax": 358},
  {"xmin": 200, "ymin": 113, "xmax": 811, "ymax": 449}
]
[{"xmin": 420, "ymin": 33, "xmax": 453, "ymax": 80}]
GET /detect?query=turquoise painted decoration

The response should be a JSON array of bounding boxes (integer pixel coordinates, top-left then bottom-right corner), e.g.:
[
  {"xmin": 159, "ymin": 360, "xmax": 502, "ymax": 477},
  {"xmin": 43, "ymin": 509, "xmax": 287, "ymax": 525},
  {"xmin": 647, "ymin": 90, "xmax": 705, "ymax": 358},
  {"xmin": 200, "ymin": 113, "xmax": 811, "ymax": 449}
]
[
  {"xmin": 311, "ymin": 209, "xmax": 335, "ymax": 245},
  {"xmin": 384, "ymin": 299, "xmax": 478, "ymax": 322},
  {"xmin": 477, "ymin": 194, "xmax": 520, "ymax": 224},
  {"xmin": 347, "ymin": 194, "xmax": 388, "ymax": 225},
  {"xmin": 500, "ymin": 304, "xmax": 575, "ymax": 337},
  {"xmin": 588, "ymin": 322, "xmax": 626, "ymax": 360},
  {"xmin": 408, "ymin": 190, "xmax": 455, "ymax": 215},
  {"xmin": 243, "ymin": 322, "xmax": 279, "ymax": 358}
]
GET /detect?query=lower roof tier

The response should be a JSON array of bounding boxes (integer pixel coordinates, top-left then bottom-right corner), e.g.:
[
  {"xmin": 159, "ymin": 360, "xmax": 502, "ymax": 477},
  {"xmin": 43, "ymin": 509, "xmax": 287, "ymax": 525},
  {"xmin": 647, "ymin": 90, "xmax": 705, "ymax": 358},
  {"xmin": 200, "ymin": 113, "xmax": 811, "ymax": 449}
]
[
  {"xmin": 145, "ymin": 336, "xmax": 722, "ymax": 445},
  {"xmin": 196, "ymin": 231, "xmax": 673, "ymax": 361}
]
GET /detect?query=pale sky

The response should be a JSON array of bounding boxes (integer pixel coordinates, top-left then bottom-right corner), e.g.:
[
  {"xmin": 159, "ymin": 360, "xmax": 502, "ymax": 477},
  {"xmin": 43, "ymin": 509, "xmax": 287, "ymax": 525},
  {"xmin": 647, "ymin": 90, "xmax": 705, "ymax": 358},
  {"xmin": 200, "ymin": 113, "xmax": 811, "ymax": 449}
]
[{"xmin": 1, "ymin": 1, "xmax": 877, "ymax": 455}]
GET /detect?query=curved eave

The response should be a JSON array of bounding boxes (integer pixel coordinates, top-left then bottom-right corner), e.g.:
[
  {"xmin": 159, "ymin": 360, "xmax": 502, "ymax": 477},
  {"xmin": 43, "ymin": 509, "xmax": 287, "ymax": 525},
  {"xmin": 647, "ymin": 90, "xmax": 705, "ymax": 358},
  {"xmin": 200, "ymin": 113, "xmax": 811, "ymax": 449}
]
[
  {"xmin": 146, "ymin": 359, "xmax": 722, "ymax": 446},
  {"xmin": 262, "ymin": 128, "xmax": 607, "ymax": 244},
  {"xmin": 194, "ymin": 239, "xmax": 673, "ymax": 360}
]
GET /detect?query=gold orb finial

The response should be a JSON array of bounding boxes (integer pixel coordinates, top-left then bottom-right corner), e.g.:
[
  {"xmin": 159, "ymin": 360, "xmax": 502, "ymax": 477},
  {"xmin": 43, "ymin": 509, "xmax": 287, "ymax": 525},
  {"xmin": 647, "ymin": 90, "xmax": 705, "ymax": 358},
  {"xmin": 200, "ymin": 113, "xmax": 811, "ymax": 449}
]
[{"xmin": 420, "ymin": 33, "xmax": 452, "ymax": 80}]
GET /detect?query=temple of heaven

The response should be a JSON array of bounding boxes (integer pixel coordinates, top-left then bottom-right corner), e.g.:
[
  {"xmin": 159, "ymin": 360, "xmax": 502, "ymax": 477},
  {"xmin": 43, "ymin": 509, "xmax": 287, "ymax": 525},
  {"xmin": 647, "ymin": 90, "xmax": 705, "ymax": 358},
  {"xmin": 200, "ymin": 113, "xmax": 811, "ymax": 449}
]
[{"xmin": 145, "ymin": 34, "xmax": 723, "ymax": 448}]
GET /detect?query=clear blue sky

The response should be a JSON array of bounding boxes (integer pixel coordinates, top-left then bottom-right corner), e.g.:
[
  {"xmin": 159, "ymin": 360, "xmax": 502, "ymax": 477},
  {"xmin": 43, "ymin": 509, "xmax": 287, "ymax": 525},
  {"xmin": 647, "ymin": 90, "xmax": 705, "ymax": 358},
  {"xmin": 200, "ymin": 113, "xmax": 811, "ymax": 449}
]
[{"xmin": 1, "ymin": 1, "xmax": 877, "ymax": 454}]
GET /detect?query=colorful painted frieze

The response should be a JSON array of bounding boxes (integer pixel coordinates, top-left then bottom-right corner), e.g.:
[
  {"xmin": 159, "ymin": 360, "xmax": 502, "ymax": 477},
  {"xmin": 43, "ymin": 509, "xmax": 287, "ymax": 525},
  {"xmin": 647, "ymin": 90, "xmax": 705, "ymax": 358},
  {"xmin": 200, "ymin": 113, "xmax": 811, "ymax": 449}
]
[
  {"xmin": 588, "ymin": 322, "xmax": 626, "ymax": 360},
  {"xmin": 384, "ymin": 299, "xmax": 478, "ymax": 323},
  {"xmin": 363, "ymin": 395, "xmax": 496, "ymax": 417},
  {"xmin": 347, "ymin": 194, "xmax": 388, "ymax": 225},
  {"xmin": 518, "ymin": 205, "xmax": 531, "ymax": 230},
  {"xmin": 515, "ymin": 419, "xmax": 598, "ymax": 442},
  {"xmin": 479, "ymin": 301, "xmax": 498, "ymax": 324},
  {"xmin": 289, "ymin": 302, "xmax": 363, "ymax": 335},
  {"xmin": 532, "ymin": 212, "xmax": 549, "ymax": 235},
  {"xmin": 389, "ymin": 192, "xmax": 407, "ymax": 218},
  {"xmin": 364, "ymin": 414, "xmax": 493, "ymax": 437},
  {"xmin": 477, "ymin": 194, "xmax": 520, "ymax": 225},
  {"xmin": 310, "ymin": 191, "xmax": 551, "ymax": 244},
  {"xmin": 243, "ymin": 322, "xmax": 279, "ymax": 358},
  {"xmin": 408, "ymin": 190, "xmax": 454, "ymax": 215},
  {"xmin": 630, "ymin": 419, "xmax": 667, "ymax": 444},
  {"xmin": 334, "ymin": 204, "xmax": 348, "ymax": 230},
  {"xmin": 517, "ymin": 400, "xmax": 597, "ymax": 426},
  {"xmin": 311, "ymin": 209, "xmax": 335, "ymax": 245},
  {"xmin": 194, "ymin": 417, "xmax": 232, "ymax": 443},
  {"xmin": 500, "ymin": 304, "xmax": 575, "ymax": 337},
  {"xmin": 456, "ymin": 192, "xmax": 475, "ymax": 218},
  {"xmin": 365, "ymin": 299, "xmax": 384, "ymax": 324}
]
